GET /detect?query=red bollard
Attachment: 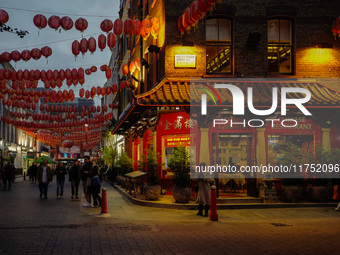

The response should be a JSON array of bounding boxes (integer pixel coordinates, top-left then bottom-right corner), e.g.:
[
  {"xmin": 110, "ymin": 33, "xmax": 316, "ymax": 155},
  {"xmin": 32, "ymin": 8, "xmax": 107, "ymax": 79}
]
[
  {"xmin": 209, "ymin": 185, "xmax": 218, "ymax": 221},
  {"xmin": 100, "ymin": 188, "xmax": 108, "ymax": 214},
  {"xmin": 24, "ymin": 172, "xmax": 26, "ymax": 181}
]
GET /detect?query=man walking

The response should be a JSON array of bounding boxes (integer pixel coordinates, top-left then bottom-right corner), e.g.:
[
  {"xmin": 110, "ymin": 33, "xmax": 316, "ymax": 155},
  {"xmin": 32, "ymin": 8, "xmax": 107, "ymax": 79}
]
[
  {"xmin": 3, "ymin": 162, "xmax": 15, "ymax": 190},
  {"xmin": 81, "ymin": 156, "xmax": 93, "ymax": 207},
  {"xmin": 31, "ymin": 163, "xmax": 38, "ymax": 183},
  {"xmin": 69, "ymin": 160, "xmax": 81, "ymax": 199},
  {"xmin": 37, "ymin": 159, "xmax": 53, "ymax": 199}
]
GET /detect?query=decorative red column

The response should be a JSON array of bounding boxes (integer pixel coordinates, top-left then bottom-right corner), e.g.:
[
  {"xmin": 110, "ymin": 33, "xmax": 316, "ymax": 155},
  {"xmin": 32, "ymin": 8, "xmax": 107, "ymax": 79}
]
[{"xmin": 209, "ymin": 185, "xmax": 218, "ymax": 221}]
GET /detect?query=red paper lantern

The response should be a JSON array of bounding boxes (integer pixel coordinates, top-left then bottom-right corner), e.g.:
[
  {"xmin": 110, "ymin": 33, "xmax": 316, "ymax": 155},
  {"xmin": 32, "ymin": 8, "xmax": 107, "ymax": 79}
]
[
  {"xmin": 65, "ymin": 69, "xmax": 72, "ymax": 80},
  {"xmin": 88, "ymin": 37, "xmax": 96, "ymax": 54},
  {"xmin": 11, "ymin": 50, "xmax": 21, "ymax": 63},
  {"xmin": 151, "ymin": 17, "xmax": 160, "ymax": 31},
  {"xmin": 135, "ymin": 58, "xmax": 141, "ymax": 70},
  {"xmin": 97, "ymin": 86, "xmax": 101, "ymax": 96},
  {"xmin": 34, "ymin": 69, "xmax": 41, "ymax": 80},
  {"xmin": 120, "ymin": 81, "xmax": 126, "ymax": 90},
  {"xmin": 72, "ymin": 68, "xmax": 78, "ymax": 79},
  {"xmin": 66, "ymin": 79, "xmax": 72, "ymax": 87},
  {"xmin": 1, "ymin": 52, "xmax": 11, "ymax": 62},
  {"xmin": 21, "ymin": 52, "xmax": 32, "ymax": 65},
  {"xmin": 122, "ymin": 64, "xmax": 129, "ymax": 75},
  {"xmin": 101, "ymin": 87, "xmax": 106, "ymax": 96},
  {"xmin": 112, "ymin": 84, "xmax": 118, "ymax": 93},
  {"xmin": 124, "ymin": 18, "xmax": 133, "ymax": 35},
  {"xmin": 62, "ymin": 140, "xmax": 74, "ymax": 148},
  {"xmin": 100, "ymin": 19, "xmax": 113, "ymax": 33},
  {"xmin": 44, "ymin": 81, "xmax": 51, "ymax": 89},
  {"xmin": 91, "ymin": 87, "xmax": 96, "ymax": 98},
  {"xmin": 4, "ymin": 69, "xmax": 11, "ymax": 80},
  {"xmin": 106, "ymin": 32, "xmax": 116, "ymax": 51},
  {"xmin": 52, "ymin": 69, "xmax": 59, "ymax": 81},
  {"xmin": 75, "ymin": 17, "xmax": 88, "ymax": 33},
  {"xmin": 48, "ymin": 15, "xmax": 61, "ymax": 30},
  {"xmin": 79, "ymin": 88, "xmax": 84, "ymax": 98},
  {"xmin": 33, "ymin": 14, "xmax": 47, "ymax": 31},
  {"xmin": 29, "ymin": 69, "xmax": 35, "ymax": 81},
  {"xmin": 85, "ymin": 69, "xmax": 92, "ymax": 75},
  {"xmin": 98, "ymin": 34, "xmax": 106, "ymax": 51},
  {"xmin": 41, "ymin": 46, "xmax": 52, "ymax": 59},
  {"xmin": 78, "ymin": 67, "xmax": 84, "ymax": 79},
  {"xmin": 46, "ymin": 70, "xmax": 53, "ymax": 81},
  {"xmin": 129, "ymin": 61, "xmax": 136, "ymax": 73},
  {"xmin": 197, "ymin": 0, "xmax": 210, "ymax": 15},
  {"xmin": 106, "ymin": 68, "xmax": 112, "ymax": 80},
  {"xmin": 106, "ymin": 86, "xmax": 111, "ymax": 95},
  {"xmin": 11, "ymin": 70, "xmax": 17, "ymax": 82},
  {"xmin": 133, "ymin": 19, "xmax": 142, "ymax": 36},
  {"xmin": 91, "ymin": 66, "xmax": 97, "ymax": 73},
  {"xmin": 332, "ymin": 17, "xmax": 340, "ymax": 39},
  {"xmin": 72, "ymin": 40, "xmax": 80, "ymax": 59},
  {"xmin": 142, "ymin": 19, "xmax": 151, "ymax": 34},
  {"xmin": 61, "ymin": 16, "xmax": 73, "ymax": 31},
  {"xmin": 59, "ymin": 69, "xmax": 65, "ymax": 80},
  {"xmin": 100, "ymin": 64, "xmax": 108, "ymax": 72},
  {"xmin": 85, "ymin": 90, "xmax": 90, "ymax": 100},
  {"xmin": 0, "ymin": 9, "xmax": 9, "ymax": 24},
  {"xmin": 57, "ymin": 80, "xmax": 62, "ymax": 88},
  {"xmin": 79, "ymin": 38, "xmax": 88, "ymax": 56},
  {"xmin": 103, "ymin": 105, "xmax": 107, "ymax": 112},
  {"xmin": 114, "ymin": 18, "xmax": 123, "ymax": 36},
  {"xmin": 97, "ymin": 106, "xmax": 101, "ymax": 113}
]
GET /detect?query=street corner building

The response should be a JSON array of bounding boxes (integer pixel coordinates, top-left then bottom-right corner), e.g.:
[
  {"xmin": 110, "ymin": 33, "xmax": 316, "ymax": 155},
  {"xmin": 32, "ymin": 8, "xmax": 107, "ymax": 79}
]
[{"xmin": 107, "ymin": 0, "xmax": 340, "ymax": 200}]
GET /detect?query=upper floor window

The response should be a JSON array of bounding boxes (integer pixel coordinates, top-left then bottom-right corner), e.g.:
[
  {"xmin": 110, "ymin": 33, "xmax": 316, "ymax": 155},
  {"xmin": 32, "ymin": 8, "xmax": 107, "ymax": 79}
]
[
  {"xmin": 206, "ymin": 18, "xmax": 232, "ymax": 74},
  {"xmin": 268, "ymin": 19, "xmax": 293, "ymax": 74}
]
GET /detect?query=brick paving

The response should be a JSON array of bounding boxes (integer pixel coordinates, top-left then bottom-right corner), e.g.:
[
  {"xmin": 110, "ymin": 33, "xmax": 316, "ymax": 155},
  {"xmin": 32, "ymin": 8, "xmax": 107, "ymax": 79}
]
[{"xmin": 1, "ymin": 177, "xmax": 340, "ymax": 254}]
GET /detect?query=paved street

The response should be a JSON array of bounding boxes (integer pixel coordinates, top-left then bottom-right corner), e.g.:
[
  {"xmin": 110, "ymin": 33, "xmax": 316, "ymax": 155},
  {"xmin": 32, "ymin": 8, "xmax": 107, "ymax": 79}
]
[{"xmin": 1, "ymin": 177, "xmax": 340, "ymax": 255}]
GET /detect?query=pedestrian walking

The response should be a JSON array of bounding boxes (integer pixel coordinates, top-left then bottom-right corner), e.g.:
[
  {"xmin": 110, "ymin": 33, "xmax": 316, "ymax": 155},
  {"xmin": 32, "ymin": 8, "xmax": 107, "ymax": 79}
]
[
  {"xmin": 28, "ymin": 165, "xmax": 33, "ymax": 182},
  {"xmin": 195, "ymin": 163, "xmax": 211, "ymax": 217},
  {"xmin": 37, "ymin": 159, "xmax": 53, "ymax": 199},
  {"xmin": 69, "ymin": 160, "xmax": 81, "ymax": 199},
  {"xmin": 89, "ymin": 165, "xmax": 102, "ymax": 207},
  {"xmin": 31, "ymin": 163, "xmax": 38, "ymax": 183},
  {"xmin": 3, "ymin": 162, "xmax": 15, "ymax": 190},
  {"xmin": 81, "ymin": 156, "xmax": 93, "ymax": 207},
  {"xmin": 55, "ymin": 162, "xmax": 67, "ymax": 199}
]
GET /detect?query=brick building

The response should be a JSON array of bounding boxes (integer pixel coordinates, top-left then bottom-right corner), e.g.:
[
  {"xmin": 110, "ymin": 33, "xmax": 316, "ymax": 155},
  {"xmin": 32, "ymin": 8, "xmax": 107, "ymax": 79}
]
[{"xmin": 111, "ymin": 0, "xmax": 340, "ymax": 197}]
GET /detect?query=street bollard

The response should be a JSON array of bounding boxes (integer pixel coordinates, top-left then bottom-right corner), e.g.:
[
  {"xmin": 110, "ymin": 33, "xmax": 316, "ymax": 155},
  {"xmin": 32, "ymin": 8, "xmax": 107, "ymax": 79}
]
[
  {"xmin": 100, "ymin": 188, "xmax": 108, "ymax": 214},
  {"xmin": 24, "ymin": 172, "xmax": 26, "ymax": 181},
  {"xmin": 209, "ymin": 185, "xmax": 218, "ymax": 221}
]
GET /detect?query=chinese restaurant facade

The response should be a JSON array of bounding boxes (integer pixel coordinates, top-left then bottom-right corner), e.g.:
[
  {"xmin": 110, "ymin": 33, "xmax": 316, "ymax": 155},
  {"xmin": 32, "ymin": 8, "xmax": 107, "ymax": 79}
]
[{"xmin": 111, "ymin": 0, "xmax": 340, "ymax": 198}]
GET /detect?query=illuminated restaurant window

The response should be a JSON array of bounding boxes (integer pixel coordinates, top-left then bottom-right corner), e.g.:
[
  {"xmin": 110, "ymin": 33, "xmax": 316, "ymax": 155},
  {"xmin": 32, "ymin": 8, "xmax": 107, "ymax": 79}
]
[
  {"xmin": 206, "ymin": 18, "xmax": 232, "ymax": 74},
  {"xmin": 268, "ymin": 19, "xmax": 294, "ymax": 74}
]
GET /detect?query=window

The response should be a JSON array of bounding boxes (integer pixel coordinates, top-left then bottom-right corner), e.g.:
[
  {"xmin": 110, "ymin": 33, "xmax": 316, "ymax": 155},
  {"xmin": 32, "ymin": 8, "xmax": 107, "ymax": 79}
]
[
  {"xmin": 206, "ymin": 18, "xmax": 232, "ymax": 74},
  {"xmin": 268, "ymin": 19, "xmax": 293, "ymax": 74}
]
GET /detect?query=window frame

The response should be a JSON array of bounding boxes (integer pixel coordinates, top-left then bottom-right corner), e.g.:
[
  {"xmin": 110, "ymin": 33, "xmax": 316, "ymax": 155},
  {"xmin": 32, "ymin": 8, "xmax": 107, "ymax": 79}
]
[
  {"xmin": 205, "ymin": 15, "xmax": 234, "ymax": 75},
  {"xmin": 267, "ymin": 16, "xmax": 296, "ymax": 76}
]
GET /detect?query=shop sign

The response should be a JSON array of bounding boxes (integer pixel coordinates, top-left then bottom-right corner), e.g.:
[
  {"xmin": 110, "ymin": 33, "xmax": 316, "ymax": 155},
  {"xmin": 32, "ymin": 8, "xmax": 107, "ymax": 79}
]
[
  {"xmin": 163, "ymin": 118, "xmax": 194, "ymax": 131},
  {"xmin": 165, "ymin": 136, "xmax": 190, "ymax": 147},
  {"xmin": 175, "ymin": 55, "xmax": 196, "ymax": 68}
]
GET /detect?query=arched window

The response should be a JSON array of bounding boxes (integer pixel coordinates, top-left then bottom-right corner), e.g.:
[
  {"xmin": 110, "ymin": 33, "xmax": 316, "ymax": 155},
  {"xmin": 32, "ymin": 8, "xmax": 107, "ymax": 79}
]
[
  {"xmin": 206, "ymin": 18, "xmax": 232, "ymax": 74},
  {"xmin": 268, "ymin": 18, "xmax": 294, "ymax": 74}
]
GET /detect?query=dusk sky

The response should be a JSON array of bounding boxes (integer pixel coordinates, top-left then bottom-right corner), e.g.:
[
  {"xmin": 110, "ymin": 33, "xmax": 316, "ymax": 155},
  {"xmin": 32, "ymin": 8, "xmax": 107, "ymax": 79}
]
[{"xmin": 0, "ymin": 0, "xmax": 120, "ymax": 106}]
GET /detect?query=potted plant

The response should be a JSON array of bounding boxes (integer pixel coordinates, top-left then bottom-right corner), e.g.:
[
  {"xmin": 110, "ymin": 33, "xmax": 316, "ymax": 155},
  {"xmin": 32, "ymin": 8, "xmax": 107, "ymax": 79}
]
[
  {"xmin": 138, "ymin": 149, "xmax": 163, "ymax": 200},
  {"xmin": 117, "ymin": 152, "xmax": 133, "ymax": 188},
  {"xmin": 304, "ymin": 146, "xmax": 340, "ymax": 202},
  {"xmin": 101, "ymin": 146, "xmax": 118, "ymax": 184},
  {"xmin": 278, "ymin": 142, "xmax": 304, "ymax": 202},
  {"xmin": 168, "ymin": 146, "xmax": 192, "ymax": 203}
]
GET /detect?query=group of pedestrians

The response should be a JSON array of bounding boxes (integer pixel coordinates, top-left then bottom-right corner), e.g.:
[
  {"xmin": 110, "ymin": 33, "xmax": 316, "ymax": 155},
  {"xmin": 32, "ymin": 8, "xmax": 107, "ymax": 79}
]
[
  {"xmin": 1, "ymin": 162, "xmax": 16, "ymax": 190},
  {"xmin": 26, "ymin": 156, "xmax": 102, "ymax": 208}
]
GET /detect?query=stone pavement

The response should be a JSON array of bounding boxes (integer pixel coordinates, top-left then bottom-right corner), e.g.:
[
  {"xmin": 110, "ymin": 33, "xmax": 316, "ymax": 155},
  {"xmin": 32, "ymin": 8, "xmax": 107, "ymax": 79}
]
[{"xmin": 1, "ymin": 177, "xmax": 340, "ymax": 255}]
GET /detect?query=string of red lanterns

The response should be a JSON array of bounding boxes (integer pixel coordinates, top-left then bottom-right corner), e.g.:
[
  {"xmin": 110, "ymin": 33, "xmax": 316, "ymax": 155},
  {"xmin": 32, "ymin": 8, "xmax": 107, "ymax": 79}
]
[{"xmin": 0, "ymin": 46, "xmax": 52, "ymax": 64}]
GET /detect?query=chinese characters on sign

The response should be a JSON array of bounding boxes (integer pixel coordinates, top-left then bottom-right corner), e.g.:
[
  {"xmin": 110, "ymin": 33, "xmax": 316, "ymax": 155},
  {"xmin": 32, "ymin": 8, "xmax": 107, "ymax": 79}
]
[
  {"xmin": 163, "ymin": 118, "xmax": 194, "ymax": 131},
  {"xmin": 174, "ymin": 55, "xmax": 196, "ymax": 68}
]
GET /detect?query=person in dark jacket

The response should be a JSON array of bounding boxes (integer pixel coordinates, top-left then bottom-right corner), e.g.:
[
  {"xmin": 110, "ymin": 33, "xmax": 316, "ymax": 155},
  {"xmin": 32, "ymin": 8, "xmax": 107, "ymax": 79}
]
[
  {"xmin": 89, "ymin": 165, "xmax": 102, "ymax": 207},
  {"xmin": 55, "ymin": 162, "xmax": 67, "ymax": 199},
  {"xmin": 69, "ymin": 161, "xmax": 82, "ymax": 199},
  {"xmin": 3, "ymin": 162, "xmax": 15, "ymax": 190},
  {"xmin": 81, "ymin": 156, "xmax": 93, "ymax": 207},
  {"xmin": 31, "ymin": 163, "xmax": 38, "ymax": 183},
  {"xmin": 37, "ymin": 160, "xmax": 53, "ymax": 199}
]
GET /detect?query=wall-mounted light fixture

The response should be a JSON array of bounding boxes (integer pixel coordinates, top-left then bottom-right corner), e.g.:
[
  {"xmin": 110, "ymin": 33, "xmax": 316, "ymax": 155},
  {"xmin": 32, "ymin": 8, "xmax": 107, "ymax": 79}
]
[{"xmin": 148, "ymin": 45, "xmax": 162, "ymax": 53}]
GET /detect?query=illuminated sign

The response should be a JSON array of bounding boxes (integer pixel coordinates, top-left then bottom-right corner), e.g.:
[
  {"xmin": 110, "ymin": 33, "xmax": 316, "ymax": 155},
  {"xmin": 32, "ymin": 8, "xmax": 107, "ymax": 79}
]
[
  {"xmin": 165, "ymin": 136, "xmax": 190, "ymax": 147},
  {"xmin": 175, "ymin": 55, "xmax": 196, "ymax": 68}
]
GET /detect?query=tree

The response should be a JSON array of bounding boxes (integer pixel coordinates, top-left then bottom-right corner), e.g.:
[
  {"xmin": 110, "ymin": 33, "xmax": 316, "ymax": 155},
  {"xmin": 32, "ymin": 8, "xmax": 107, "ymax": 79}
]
[
  {"xmin": 138, "ymin": 149, "xmax": 163, "ymax": 185},
  {"xmin": 168, "ymin": 147, "xmax": 191, "ymax": 188}
]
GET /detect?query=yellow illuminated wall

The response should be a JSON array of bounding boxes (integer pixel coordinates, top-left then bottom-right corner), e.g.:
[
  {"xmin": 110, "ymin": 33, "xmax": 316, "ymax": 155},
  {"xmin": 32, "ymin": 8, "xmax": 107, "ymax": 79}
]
[{"xmin": 296, "ymin": 48, "xmax": 340, "ymax": 78}]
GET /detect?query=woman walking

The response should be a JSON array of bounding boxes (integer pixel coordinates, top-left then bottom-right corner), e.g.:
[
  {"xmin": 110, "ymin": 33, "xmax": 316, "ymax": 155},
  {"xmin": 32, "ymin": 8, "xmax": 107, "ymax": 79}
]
[
  {"xmin": 89, "ymin": 165, "xmax": 102, "ymax": 207},
  {"xmin": 195, "ymin": 163, "xmax": 211, "ymax": 217},
  {"xmin": 55, "ymin": 162, "xmax": 67, "ymax": 199}
]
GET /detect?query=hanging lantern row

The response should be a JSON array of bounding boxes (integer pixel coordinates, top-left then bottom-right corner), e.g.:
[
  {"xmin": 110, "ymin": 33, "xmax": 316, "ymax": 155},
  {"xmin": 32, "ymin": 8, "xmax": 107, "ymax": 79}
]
[
  {"xmin": 331, "ymin": 17, "xmax": 340, "ymax": 40},
  {"xmin": 0, "ymin": 9, "xmax": 9, "ymax": 25},
  {"xmin": 34, "ymin": 14, "xmax": 88, "ymax": 34},
  {"xmin": 178, "ymin": 0, "xmax": 220, "ymax": 34},
  {"xmin": 0, "ymin": 46, "xmax": 52, "ymax": 64},
  {"xmin": 79, "ymin": 84, "xmax": 117, "ymax": 99}
]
